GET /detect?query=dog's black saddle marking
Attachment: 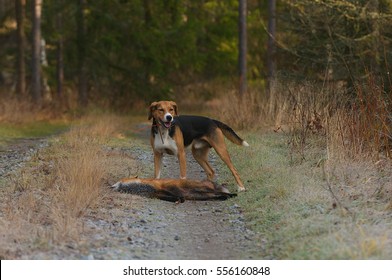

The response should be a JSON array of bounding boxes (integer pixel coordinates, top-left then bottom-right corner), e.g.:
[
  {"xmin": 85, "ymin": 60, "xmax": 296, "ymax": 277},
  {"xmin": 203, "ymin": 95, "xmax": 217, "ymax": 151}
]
[{"xmin": 173, "ymin": 115, "xmax": 216, "ymax": 147}]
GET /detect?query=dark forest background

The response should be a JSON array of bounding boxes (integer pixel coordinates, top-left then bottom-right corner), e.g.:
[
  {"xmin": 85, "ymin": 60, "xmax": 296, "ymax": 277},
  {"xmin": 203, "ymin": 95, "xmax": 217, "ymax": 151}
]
[{"xmin": 0, "ymin": 0, "xmax": 391, "ymax": 110}]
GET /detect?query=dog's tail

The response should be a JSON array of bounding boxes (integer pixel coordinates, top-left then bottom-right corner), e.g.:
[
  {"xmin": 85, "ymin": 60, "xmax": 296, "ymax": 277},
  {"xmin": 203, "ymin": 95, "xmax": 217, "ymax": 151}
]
[{"xmin": 213, "ymin": 120, "xmax": 249, "ymax": 147}]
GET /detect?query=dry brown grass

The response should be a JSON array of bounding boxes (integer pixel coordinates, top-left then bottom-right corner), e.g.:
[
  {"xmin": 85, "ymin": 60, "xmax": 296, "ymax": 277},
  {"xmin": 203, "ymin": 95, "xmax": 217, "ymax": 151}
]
[
  {"xmin": 212, "ymin": 89, "xmax": 267, "ymax": 129},
  {"xmin": 0, "ymin": 96, "xmax": 39, "ymax": 123},
  {"xmin": 203, "ymin": 86, "xmax": 282, "ymax": 130},
  {"xmin": 50, "ymin": 115, "xmax": 128, "ymax": 237},
  {"xmin": 0, "ymin": 114, "xmax": 136, "ymax": 258},
  {"xmin": 0, "ymin": 95, "xmax": 69, "ymax": 123},
  {"xmin": 212, "ymin": 77, "xmax": 392, "ymax": 258},
  {"xmin": 207, "ymin": 77, "xmax": 391, "ymax": 161},
  {"xmin": 327, "ymin": 78, "xmax": 391, "ymax": 160}
]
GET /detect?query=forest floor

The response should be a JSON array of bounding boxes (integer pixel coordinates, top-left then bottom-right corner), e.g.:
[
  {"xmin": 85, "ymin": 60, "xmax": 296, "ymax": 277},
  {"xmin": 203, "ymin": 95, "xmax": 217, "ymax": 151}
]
[
  {"xmin": 1, "ymin": 115, "xmax": 392, "ymax": 259},
  {"xmin": 0, "ymin": 120, "xmax": 263, "ymax": 260}
]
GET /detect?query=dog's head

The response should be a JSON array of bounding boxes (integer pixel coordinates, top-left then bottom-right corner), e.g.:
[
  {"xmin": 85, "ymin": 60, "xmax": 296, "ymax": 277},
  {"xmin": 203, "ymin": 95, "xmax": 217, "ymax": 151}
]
[{"xmin": 148, "ymin": 101, "xmax": 178, "ymax": 128}]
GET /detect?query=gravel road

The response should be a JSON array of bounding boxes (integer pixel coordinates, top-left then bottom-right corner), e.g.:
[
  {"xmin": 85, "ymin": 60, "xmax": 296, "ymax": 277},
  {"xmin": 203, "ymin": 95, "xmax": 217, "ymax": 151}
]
[
  {"xmin": 0, "ymin": 138, "xmax": 49, "ymax": 177},
  {"xmin": 0, "ymin": 124, "xmax": 263, "ymax": 259}
]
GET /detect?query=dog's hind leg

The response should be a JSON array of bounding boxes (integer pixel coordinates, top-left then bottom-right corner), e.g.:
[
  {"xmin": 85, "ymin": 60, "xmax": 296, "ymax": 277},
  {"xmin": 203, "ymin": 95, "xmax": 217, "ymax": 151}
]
[
  {"xmin": 192, "ymin": 145, "xmax": 215, "ymax": 180},
  {"xmin": 209, "ymin": 130, "xmax": 246, "ymax": 191}
]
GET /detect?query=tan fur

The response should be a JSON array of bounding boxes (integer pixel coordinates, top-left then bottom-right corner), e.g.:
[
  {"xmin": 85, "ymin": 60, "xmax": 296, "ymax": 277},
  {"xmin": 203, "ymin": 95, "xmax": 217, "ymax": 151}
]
[{"xmin": 148, "ymin": 101, "xmax": 178, "ymax": 120}]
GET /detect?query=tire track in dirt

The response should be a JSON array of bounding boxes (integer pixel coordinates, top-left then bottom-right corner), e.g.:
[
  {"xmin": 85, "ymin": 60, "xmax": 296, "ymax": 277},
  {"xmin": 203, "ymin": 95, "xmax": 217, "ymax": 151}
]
[{"xmin": 0, "ymin": 138, "xmax": 48, "ymax": 177}]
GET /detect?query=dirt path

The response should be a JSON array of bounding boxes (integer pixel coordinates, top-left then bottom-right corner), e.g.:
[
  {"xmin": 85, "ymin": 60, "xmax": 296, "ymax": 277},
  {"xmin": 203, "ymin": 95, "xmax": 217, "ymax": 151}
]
[
  {"xmin": 84, "ymin": 123, "xmax": 260, "ymax": 260},
  {"xmin": 0, "ymin": 123, "xmax": 262, "ymax": 260}
]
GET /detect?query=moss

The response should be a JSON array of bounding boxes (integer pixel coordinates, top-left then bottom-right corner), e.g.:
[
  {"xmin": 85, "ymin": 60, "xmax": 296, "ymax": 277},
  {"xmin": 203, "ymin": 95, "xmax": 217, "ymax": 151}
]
[{"xmin": 0, "ymin": 121, "xmax": 69, "ymax": 145}]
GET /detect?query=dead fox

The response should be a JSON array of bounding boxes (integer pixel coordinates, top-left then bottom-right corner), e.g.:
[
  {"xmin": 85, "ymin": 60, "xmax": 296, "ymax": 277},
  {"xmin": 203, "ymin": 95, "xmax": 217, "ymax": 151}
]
[{"xmin": 111, "ymin": 177, "xmax": 236, "ymax": 203}]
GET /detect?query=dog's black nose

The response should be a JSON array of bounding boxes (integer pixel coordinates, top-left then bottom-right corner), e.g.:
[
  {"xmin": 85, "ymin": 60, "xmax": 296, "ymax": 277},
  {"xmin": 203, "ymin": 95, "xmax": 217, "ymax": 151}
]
[{"xmin": 166, "ymin": 115, "xmax": 173, "ymax": 121}]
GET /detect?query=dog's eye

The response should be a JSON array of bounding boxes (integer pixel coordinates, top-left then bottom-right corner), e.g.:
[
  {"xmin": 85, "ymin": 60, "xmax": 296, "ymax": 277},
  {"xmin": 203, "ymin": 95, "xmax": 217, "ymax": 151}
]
[
  {"xmin": 169, "ymin": 108, "xmax": 174, "ymax": 112},
  {"xmin": 158, "ymin": 108, "xmax": 164, "ymax": 112}
]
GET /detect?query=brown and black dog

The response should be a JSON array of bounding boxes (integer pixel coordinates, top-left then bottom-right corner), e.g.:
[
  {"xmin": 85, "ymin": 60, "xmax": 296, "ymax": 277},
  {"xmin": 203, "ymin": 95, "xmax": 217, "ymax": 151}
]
[
  {"xmin": 112, "ymin": 177, "xmax": 236, "ymax": 203},
  {"xmin": 148, "ymin": 100, "xmax": 249, "ymax": 191}
]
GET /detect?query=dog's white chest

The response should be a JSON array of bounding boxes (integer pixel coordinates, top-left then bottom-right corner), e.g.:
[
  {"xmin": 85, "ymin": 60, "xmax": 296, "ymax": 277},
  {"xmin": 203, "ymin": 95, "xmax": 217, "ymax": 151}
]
[{"xmin": 154, "ymin": 130, "xmax": 178, "ymax": 155}]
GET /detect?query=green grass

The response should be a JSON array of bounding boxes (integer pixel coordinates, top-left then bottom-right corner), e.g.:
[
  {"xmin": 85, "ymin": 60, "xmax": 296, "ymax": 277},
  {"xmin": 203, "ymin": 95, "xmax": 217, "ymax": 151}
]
[
  {"xmin": 0, "ymin": 121, "xmax": 69, "ymax": 145},
  {"xmin": 221, "ymin": 130, "xmax": 392, "ymax": 259}
]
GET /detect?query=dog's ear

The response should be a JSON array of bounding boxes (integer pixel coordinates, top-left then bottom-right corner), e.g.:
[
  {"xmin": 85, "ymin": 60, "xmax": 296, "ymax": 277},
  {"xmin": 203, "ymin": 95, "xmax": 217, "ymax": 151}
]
[
  {"xmin": 148, "ymin": 102, "xmax": 158, "ymax": 120},
  {"xmin": 170, "ymin": 101, "xmax": 178, "ymax": 116}
]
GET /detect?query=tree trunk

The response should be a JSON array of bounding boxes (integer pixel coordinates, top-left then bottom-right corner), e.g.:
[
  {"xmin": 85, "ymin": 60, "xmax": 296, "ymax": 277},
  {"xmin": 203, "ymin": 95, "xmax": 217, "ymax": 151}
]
[
  {"xmin": 56, "ymin": 7, "xmax": 64, "ymax": 99},
  {"xmin": 143, "ymin": 0, "xmax": 152, "ymax": 88},
  {"xmin": 238, "ymin": 0, "xmax": 247, "ymax": 95},
  {"xmin": 267, "ymin": 0, "xmax": 276, "ymax": 96},
  {"xmin": 76, "ymin": 0, "xmax": 88, "ymax": 107},
  {"xmin": 31, "ymin": 0, "xmax": 42, "ymax": 105},
  {"xmin": 369, "ymin": 0, "xmax": 380, "ymax": 76},
  {"xmin": 15, "ymin": 0, "xmax": 26, "ymax": 98},
  {"xmin": 143, "ymin": 0, "xmax": 151, "ymax": 24}
]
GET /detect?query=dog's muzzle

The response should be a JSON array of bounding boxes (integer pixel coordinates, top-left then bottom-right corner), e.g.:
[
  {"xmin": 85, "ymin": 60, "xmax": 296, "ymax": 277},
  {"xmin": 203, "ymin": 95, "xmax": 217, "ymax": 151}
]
[{"xmin": 160, "ymin": 114, "xmax": 173, "ymax": 128}]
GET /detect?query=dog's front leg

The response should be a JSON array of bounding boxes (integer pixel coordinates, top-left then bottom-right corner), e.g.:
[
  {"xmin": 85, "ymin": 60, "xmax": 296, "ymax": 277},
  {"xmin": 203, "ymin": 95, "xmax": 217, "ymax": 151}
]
[
  {"xmin": 173, "ymin": 128, "xmax": 187, "ymax": 179},
  {"xmin": 177, "ymin": 149, "xmax": 187, "ymax": 179},
  {"xmin": 154, "ymin": 151, "xmax": 163, "ymax": 178}
]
